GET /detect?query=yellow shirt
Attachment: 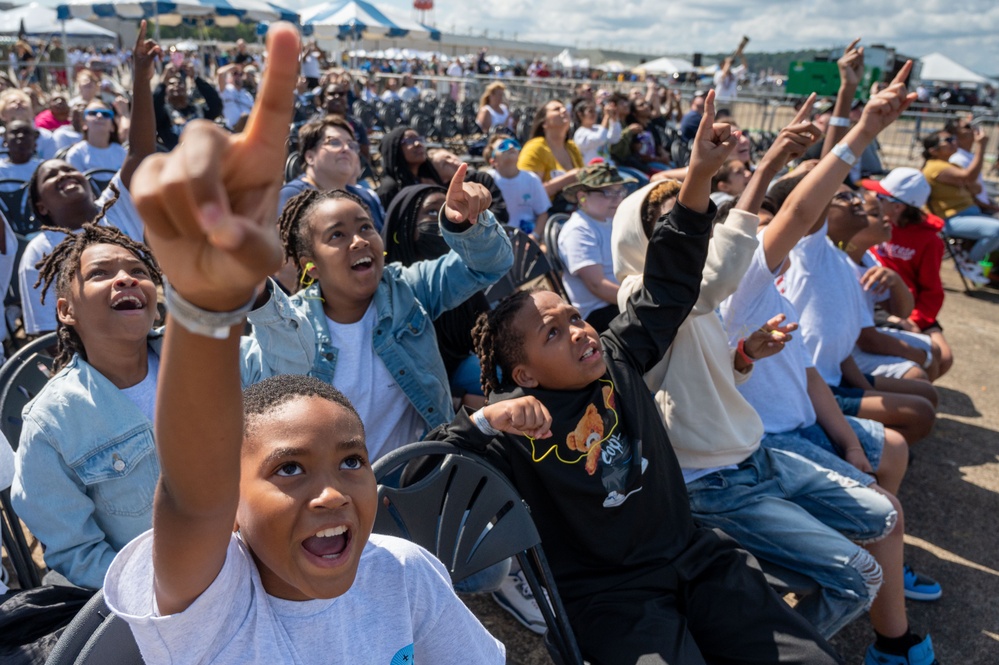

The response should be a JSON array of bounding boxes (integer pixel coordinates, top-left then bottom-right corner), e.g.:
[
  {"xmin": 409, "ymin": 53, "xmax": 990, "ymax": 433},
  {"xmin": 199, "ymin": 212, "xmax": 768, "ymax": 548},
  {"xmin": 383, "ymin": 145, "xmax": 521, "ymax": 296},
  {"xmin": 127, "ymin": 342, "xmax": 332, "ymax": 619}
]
[
  {"xmin": 517, "ymin": 137, "xmax": 583, "ymax": 199},
  {"xmin": 923, "ymin": 158, "xmax": 974, "ymax": 218}
]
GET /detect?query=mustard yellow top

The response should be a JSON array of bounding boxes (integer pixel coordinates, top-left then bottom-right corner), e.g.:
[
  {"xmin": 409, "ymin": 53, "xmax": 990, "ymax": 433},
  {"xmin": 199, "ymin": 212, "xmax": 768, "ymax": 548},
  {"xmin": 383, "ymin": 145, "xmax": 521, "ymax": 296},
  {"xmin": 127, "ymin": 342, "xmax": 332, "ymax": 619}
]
[
  {"xmin": 923, "ymin": 158, "xmax": 974, "ymax": 218},
  {"xmin": 517, "ymin": 136, "xmax": 584, "ymax": 198}
]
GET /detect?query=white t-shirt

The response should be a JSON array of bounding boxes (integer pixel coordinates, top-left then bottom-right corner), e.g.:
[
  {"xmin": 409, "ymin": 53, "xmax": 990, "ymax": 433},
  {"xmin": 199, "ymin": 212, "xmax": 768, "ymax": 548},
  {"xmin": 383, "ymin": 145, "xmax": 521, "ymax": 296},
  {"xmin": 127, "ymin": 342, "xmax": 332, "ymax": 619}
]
[
  {"xmin": 104, "ymin": 531, "xmax": 505, "ymax": 665},
  {"xmin": 573, "ymin": 122, "xmax": 622, "ymax": 166},
  {"xmin": 222, "ymin": 85, "xmax": 254, "ymax": 129},
  {"xmin": 326, "ymin": 304, "xmax": 423, "ymax": 462},
  {"xmin": 120, "ymin": 352, "xmax": 159, "ymax": 422},
  {"xmin": 950, "ymin": 147, "xmax": 990, "ymax": 206},
  {"xmin": 52, "ymin": 125, "xmax": 83, "ymax": 152},
  {"xmin": 719, "ymin": 229, "xmax": 817, "ymax": 433},
  {"xmin": 19, "ymin": 173, "xmax": 144, "ymax": 335},
  {"xmin": 487, "ymin": 169, "xmax": 549, "ymax": 235},
  {"xmin": 0, "ymin": 157, "xmax": 42, "ymax": 181},
  {"xmin": 301, "ymin": 52, "xmax": 321, "ymax": 79},
  {"xmin": 778, "ymin": 223, "xmax": 873, "ymax": 386},
  {"xmin": 713, "ymin": 64, "xmax": 746, "ymax": 102},
  {"xmin": 65, "ymin": 142, "xmax": 127, "ymax": 174},
  {"xmin": 558, "ymin": 209, "xmax": 617, "ymax": 320},
  {"xmin": 483, "ymin": 104, "xmax": 510, "ymax": 129}
]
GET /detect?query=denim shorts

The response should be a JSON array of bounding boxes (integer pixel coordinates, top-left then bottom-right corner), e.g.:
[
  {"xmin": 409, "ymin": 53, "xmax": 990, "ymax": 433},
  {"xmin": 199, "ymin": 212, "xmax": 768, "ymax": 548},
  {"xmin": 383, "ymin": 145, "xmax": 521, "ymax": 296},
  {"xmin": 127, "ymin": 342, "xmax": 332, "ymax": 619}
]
[
  {"xmin": 761, "ymin": 416, "xmax": 884, "ymax": 486},
  {"xmin": 828, "ymin": 374, "xmax": 876, "ymax": 417}
]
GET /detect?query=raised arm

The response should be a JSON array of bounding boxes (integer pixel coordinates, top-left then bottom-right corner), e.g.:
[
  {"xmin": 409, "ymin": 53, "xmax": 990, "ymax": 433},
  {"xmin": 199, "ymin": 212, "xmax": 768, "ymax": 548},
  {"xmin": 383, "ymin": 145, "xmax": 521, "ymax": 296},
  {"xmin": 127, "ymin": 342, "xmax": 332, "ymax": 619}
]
[
  {"xmin": 120, "ymin": 21, "xmax": 160, "ymax": 191},
  {"xmin": 606, "ymin": 91, "xmax": 733, "ymax": 373},
  {"xmin": 935, "ymin": 129, "xmax": 987, "ymax": 187},
  {"xmin": 763, "ymin": 61, "xmax": 916, "ymax": 272},
  {"xmin": 130, "ymin": 23, "xmax": 299, "ymax": 616},
  {"xmin": 821, "ymin": 39, "xmax": 864, "ymax": 158},
  {"xmin": 736, "ymin": 93, "xmax": 819, "ymax": 215}
]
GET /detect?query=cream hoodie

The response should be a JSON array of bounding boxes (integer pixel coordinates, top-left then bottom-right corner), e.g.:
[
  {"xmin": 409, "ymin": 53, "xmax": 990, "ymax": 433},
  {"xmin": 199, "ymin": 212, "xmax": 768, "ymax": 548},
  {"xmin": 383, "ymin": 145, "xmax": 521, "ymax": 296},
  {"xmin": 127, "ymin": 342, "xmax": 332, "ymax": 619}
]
[{"xmin": 611, "ymin": 183, "xmax": 765, "ymax": 469}]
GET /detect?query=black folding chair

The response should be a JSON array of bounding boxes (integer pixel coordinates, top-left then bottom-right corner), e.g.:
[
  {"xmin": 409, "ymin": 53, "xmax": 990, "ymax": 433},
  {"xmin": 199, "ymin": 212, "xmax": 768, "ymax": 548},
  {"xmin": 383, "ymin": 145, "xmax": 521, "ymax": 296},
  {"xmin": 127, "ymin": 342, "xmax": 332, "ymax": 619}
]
[
  {"xmin": 483, "ymin": 226, "xmax": 567, "ymax": 307},
  {"xmin": 0, "ymin": 178, "xmax": 37, "ymax": 236},
  {"xmin": 45, "ymin": 589, "xmax": 144, "ymax": 665},
  {"xmin": 670, "ymin": 139, "xmax": 692, "ymax": 168},
  {"xmin": 0, "ymin": 333, "xmax": 56, "ymax": 590},
  {"xmin": 939, "ymin": 228, "xmax": 974, "ymax": 294},
  {"xmin": 83, "ymin": 169, "xmax": 118, "ymax": 197},
  {"xmin": 543, "ymin": 212, "xmax": 571, "ymax": 274},
  {"xmin": 284, "ymin": 151, "xmax": 305, "ymax": 184},
  {"xmin": 373, "ymin": 441, "xmax": 584, "ymax": 665}
]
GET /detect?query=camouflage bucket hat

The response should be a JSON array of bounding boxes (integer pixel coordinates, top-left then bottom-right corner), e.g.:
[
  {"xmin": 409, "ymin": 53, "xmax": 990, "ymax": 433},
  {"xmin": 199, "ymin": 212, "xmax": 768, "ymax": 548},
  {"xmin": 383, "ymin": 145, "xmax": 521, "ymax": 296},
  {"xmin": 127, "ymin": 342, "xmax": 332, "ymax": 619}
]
[{"xmin": 563, "ymin": 162, "xmax": 637, "ymax": 201}]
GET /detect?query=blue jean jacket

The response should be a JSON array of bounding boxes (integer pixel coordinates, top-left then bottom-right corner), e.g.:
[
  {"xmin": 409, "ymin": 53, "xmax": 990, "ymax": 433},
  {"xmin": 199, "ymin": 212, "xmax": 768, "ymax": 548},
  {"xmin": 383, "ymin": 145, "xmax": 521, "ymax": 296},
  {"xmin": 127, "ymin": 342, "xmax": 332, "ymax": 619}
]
[
  {"xmin": 10, "ymin": 331, "xmax": 311, "ymax": 589},
  {"xmin": 248, "ymin": 209, "xmax": 513, "ymax": 433}
]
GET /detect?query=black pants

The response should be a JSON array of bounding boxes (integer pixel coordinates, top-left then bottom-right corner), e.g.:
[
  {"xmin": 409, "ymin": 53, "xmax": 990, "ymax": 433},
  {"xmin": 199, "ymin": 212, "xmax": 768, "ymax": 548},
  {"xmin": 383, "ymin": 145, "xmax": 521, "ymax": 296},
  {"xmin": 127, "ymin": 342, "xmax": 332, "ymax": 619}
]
[
  {"xmin": 568, "ymin": 529, "xmax": 842, "ymax": 665},
  {"xmin": 586, "ymin": 304, "xmax": 620, "ymax": 334}
]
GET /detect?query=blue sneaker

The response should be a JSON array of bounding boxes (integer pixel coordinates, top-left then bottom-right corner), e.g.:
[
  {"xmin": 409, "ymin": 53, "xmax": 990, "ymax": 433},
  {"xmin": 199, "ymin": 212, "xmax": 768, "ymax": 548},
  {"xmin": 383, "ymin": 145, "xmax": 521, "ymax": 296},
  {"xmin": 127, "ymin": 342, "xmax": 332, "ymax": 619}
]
[
  {"xmin": 865, "ymin": 634, "xmax": 938, "ymax": 665},
  {"xmin": 903, "ymin": 564, "xmax": 942, "ymax": 601}
]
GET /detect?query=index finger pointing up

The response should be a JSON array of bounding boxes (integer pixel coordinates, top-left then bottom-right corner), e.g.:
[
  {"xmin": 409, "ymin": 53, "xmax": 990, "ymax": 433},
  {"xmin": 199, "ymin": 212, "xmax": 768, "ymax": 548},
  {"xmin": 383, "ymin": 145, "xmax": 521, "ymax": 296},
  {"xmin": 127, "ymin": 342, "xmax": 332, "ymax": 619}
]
[
  {"xmin": 240, "ymin": 22, "xmax": 300, "ymax": 157},
  {"xmin": 791, "ymin": 93, "xmax": 817, "ymax": 125},
  {"xmin": 695, "ymin": 89, "xmax": 716, "ymax": 140},
  {"xmin": 446, "ymin": 161, "xmax": 469, "ymax": 201}
]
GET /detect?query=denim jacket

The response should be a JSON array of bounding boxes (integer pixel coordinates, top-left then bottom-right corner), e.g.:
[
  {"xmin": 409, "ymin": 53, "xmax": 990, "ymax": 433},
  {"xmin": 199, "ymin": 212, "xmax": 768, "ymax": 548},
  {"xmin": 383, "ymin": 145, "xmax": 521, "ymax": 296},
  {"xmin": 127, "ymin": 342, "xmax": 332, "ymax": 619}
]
[
  {"xmin": 10, "ymin": 330, "xmax": 310, "ymax": 589},
  {"xmin": 248, "ymin": 209, "xmax": 513, "ymax": 433}
]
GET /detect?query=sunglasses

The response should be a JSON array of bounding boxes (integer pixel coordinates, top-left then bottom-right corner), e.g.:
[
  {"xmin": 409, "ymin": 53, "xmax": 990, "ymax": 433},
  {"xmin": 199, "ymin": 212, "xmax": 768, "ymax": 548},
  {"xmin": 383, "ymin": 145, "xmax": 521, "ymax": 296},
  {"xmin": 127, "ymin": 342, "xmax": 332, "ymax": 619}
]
[
  {"xmin": 401, "ymin": 135, "xmax": 424, "ymax": 147},
  {"xmin": 494, "ymin": 138, "xmax": 520, "ymax": 154},
  {"xmin": 84, "ymin": 109, "xmax": 114, "ymax": 119},
  {"xmin": 934, "ymin": 137, "xmax": 956, "ymax": 148},
  {"xmin": 831, "ymin": 191, "xmax": 865, "ymax": 206}
]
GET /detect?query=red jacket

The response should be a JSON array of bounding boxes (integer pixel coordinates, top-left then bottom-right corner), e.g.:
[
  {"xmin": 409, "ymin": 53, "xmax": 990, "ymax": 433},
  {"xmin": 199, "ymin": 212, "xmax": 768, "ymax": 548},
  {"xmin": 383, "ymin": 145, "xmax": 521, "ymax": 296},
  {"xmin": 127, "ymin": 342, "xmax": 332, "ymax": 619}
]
[{"xmin": 873, "ymin": 215, "xmax": 945, "ymax": 329}]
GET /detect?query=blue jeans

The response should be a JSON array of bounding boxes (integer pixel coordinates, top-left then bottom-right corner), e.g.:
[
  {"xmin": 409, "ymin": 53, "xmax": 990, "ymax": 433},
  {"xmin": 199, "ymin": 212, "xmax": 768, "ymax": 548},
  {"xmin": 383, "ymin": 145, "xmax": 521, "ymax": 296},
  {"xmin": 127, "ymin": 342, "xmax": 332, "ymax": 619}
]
[
  {"xmin": 760, "ymin": 416, "xmax": 884, "ymax": 486},
  {"xmin": 453, "ymin": 558, "xmax": 511, "ymax": 593},
  {"xmin": 946, "ymin": 206, "xmax": 999, "ymax": 262},
  {"xmin": 687, "ymin": 447, "xmax": 897, "ymax": 638}
]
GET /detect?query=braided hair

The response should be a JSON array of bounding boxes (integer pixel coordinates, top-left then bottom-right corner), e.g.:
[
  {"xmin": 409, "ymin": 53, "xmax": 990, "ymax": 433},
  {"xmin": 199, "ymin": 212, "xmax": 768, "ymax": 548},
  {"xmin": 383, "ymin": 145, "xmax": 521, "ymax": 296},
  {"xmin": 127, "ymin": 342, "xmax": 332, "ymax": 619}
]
[
  {"xmin": 277, "ymin": 188, "xmax": 371, "ymax": 274},
  {"xmin": 470, "ymin": 289, "xmax": 535, "ymax": 397},
  {"xmin": 34, "ymin": 218, "xmax": 162, "ymax": 372}
]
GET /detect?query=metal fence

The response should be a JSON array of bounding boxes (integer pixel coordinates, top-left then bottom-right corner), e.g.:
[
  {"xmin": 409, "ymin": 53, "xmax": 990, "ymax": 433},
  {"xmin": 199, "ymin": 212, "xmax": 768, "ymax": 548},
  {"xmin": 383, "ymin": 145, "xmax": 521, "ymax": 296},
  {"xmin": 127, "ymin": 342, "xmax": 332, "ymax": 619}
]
[{"xmin": 360, "ymin": 72, "xmax": 999, "ymax": 178}]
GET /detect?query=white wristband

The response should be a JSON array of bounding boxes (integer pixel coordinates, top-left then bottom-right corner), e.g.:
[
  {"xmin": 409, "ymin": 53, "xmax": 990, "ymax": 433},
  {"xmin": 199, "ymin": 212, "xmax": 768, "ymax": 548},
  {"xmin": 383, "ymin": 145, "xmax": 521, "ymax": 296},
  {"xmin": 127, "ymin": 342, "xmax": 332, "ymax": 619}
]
[
  {"xmin": 471, "ymin": 409, "xmax": 501, "ymax": 436},
  {"xmin": 831, "ymin": 142, "xmax": 858, "ymax": 167},
  {"xmin": 828, "ymin": 116, "xmax": 851, "ymax": 128},
  {"xmin": 164, "ymin": 282, "xmax": 255, "ymax": 339}
]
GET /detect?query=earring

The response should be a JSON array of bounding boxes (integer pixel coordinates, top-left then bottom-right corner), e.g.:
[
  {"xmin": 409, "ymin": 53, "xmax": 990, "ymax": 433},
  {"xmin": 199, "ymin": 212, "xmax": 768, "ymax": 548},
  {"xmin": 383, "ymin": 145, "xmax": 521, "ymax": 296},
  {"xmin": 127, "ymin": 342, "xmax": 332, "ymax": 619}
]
[{"xmin": 299, "ymin": 261, "xmax": 316, "ymax": 289}]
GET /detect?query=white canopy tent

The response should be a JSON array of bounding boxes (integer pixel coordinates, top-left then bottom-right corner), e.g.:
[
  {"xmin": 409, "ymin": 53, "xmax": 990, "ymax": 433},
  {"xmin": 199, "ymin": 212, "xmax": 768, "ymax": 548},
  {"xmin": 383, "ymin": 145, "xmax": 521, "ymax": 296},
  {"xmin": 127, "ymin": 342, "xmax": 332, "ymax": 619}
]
[
  {"xmin": 0, "ymin": 3, "xmax": 116, "ymax": 38},
  {"xmin": 917, "ymin": 53, "xmax": 990, "ymax": 85},
  {"xmin": 634, "ymin": 56, "xmax": 696, "ymax": 75}
]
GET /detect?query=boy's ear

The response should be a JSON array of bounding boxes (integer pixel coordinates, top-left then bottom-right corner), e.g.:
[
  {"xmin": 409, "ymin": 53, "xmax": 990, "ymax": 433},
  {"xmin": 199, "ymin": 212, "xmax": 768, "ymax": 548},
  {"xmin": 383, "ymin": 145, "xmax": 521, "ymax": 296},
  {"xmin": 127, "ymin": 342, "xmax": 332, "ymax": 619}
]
[
  {"xmin": 56, "ymin": 297, "xmax": 76, "ymax": 326},
  {"xmin": 511, "ymin": 364, "xmax": 538, "ymax": 389}
]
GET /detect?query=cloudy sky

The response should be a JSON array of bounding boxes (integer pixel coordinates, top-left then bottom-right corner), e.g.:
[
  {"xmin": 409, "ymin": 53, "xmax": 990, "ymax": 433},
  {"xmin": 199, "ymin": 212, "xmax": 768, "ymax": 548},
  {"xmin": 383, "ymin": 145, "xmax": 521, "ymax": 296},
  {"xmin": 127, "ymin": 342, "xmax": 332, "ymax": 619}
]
[{"xmin": 367, "ymin": 0, "xmax": 999, "ymax": 75}]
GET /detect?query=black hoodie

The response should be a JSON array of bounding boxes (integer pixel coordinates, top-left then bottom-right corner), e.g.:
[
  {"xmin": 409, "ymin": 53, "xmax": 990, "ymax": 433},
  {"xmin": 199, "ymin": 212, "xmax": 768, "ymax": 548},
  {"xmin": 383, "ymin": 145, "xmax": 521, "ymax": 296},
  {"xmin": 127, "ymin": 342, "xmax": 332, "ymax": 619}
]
[
  {"xmin": 382, "ymin": 184, "xmax": 492, "ymax": 380},
  {"xmin": 376, "ymin": 127, "xmax": 443, "ymax": 210},
  {"xmin": 428, "ymin": 200, "xmax": 715, "ymax": 606}
]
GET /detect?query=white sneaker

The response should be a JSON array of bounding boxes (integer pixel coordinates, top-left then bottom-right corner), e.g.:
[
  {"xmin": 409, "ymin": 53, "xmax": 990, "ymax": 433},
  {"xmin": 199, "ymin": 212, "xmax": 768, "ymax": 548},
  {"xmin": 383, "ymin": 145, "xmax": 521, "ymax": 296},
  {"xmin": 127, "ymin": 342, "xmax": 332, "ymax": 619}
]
[
  {"xmin": 491, "ymin": 569, "xmax": 547, "ymax": 634},
  {"xmin": 959, "ymin": 260, "xmax": 990, "ymax": 285}
]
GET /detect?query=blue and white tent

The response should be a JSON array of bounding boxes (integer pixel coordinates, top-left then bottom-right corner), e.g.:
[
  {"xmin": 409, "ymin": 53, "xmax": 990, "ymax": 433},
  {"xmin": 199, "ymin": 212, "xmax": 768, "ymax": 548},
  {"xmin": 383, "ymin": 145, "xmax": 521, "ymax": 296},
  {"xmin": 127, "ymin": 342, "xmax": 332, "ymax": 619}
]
[
  {"xmin": 301, "ymin": 0, "xmax": 440, "ymax": 42},
  {"xmin": 0, "ymin": 3, "xmax": 116, "ymax": 38},
  {"xmin": 55, "ymin": 0, "xmax": 294, "ymax": 28}
]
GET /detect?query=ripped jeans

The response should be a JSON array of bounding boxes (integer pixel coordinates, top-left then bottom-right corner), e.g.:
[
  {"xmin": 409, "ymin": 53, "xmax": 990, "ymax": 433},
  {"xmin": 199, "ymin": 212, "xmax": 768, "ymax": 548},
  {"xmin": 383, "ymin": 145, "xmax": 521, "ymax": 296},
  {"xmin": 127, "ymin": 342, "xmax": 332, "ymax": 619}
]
[{"xmin": 686, "ymin": 446, "xmax": 897, "ymax": 639}]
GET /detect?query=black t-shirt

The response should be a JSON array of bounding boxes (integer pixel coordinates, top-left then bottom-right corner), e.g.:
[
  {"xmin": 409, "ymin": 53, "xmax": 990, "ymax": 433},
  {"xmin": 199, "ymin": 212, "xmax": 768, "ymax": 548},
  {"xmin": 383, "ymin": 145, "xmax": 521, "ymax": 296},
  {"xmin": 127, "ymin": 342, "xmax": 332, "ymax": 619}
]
[{"xmin": 432, "ymin": 200, "xmax": 715, "ymax": 604}]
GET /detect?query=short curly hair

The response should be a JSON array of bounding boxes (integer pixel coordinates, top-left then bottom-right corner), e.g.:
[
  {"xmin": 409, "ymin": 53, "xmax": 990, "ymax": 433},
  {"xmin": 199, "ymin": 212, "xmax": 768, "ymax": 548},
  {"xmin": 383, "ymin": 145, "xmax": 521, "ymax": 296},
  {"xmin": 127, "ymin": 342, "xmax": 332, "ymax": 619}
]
[{"xmin": 242, "ymin": 374, "xmax": 363, "ymax": 440}]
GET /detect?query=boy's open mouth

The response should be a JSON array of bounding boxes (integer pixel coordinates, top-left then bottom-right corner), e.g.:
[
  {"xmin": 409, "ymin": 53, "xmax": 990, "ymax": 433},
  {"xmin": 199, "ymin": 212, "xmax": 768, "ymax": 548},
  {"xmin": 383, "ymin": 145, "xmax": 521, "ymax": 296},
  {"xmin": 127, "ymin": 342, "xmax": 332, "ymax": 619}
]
[
  {"xmin": 302, "ymin": 525, "xmax": 350, "ymax": 559},
  {"xmin": 350, "ymin": 257, "xmax": 373, "ymax": 272},
  {"xmin": 580, "ymin": 344, "xmax": 601, "ymax": 362},
  {"xmin": 110, "ymin": 293, "xmax": 146, "ymax": 311}
]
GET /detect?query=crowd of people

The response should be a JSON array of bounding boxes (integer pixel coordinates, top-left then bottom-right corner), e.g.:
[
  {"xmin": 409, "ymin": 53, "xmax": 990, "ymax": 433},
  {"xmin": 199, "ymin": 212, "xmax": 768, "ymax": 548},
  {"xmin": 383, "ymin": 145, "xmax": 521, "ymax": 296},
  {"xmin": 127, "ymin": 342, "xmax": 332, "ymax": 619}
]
[{"xmin": 2, "ymin": 21, "xmax": 998, "ymax": 665}]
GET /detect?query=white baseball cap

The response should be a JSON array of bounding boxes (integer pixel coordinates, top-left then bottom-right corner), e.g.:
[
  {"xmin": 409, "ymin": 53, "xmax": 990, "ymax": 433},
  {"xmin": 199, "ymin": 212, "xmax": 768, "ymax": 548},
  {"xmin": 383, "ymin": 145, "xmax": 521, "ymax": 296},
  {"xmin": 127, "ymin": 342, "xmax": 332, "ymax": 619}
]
[{"xmin": 860, "ymin": 167, "xmax": 930, "ymax": 209}]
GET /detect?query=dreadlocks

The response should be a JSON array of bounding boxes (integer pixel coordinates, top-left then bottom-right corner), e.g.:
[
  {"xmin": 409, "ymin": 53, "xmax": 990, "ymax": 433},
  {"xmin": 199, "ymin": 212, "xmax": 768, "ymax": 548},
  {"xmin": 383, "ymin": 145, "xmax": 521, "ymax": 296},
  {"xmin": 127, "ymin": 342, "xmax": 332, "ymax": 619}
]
[
  {"xmin": 277, "ymin": 188, "xmax": 371, "ymax": 275},
  {"xmin": 470, "ymin": 289, "xmax": 534, "ymax": 397},
  {"xmin": 33, "ymin": 217, "xmax": 162, "ymax": 372}
]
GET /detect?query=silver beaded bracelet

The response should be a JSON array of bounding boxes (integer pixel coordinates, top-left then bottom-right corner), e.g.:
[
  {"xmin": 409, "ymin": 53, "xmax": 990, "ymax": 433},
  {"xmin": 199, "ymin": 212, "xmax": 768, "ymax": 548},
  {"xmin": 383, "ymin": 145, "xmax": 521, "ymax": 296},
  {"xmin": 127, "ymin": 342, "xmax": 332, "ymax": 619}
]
[{"xmin": 163, "ymin": 281, "xmax": 256, "ymax": 340}]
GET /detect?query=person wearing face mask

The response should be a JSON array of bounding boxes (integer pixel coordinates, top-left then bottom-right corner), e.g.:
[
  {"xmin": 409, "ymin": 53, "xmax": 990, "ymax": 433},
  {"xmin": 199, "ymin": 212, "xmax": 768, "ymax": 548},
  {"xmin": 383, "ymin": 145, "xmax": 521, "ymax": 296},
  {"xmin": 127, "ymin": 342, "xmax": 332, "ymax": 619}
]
[{"xmin": 382, "ymin": 184, "xmax": 491, "ymax": 406}]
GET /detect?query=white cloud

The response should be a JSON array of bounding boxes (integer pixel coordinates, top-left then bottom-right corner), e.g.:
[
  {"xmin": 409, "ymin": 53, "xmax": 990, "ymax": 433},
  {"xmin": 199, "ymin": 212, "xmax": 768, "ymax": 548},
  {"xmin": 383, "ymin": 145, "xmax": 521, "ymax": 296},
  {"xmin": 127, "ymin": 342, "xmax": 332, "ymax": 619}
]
[{"xmin": 370, "ymin": 0, "xmax": 999, "ymax": 75}]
